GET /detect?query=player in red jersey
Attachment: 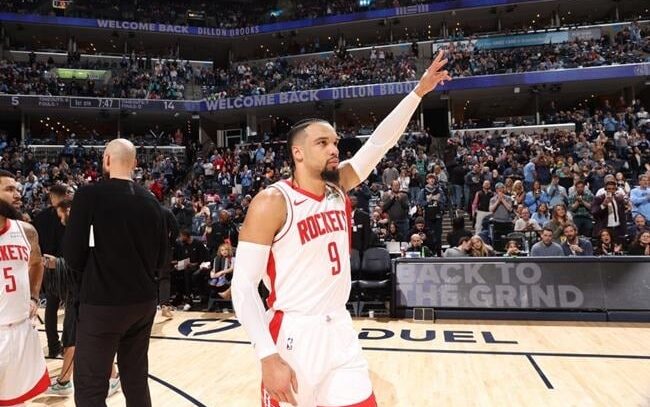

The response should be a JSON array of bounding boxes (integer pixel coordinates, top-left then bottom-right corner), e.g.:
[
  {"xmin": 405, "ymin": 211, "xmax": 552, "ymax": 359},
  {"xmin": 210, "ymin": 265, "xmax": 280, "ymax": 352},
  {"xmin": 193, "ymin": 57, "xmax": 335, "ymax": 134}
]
[{"xmin": 232, "ymin": 52, "xmax": 450, "ymax": 406}]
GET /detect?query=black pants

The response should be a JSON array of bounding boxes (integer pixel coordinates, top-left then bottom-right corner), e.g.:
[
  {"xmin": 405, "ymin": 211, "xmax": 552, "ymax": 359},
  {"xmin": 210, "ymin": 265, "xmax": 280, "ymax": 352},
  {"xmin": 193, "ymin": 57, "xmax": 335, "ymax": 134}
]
[
  {"xmin": 45, "ymin": 294, "xmax": 61, "ymax": 354},
  {"xmin": 74, "ymin": 300, "xmax": 157, "ymax": 407},
  {"xmin": 158, "ymin": 268, "xmax": 172, "ymax": 305}
]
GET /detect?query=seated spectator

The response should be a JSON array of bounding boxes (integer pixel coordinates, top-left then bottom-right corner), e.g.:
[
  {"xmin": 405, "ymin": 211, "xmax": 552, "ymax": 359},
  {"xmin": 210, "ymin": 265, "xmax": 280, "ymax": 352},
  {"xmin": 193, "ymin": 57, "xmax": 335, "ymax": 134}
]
[
  {"xmin": 208, "ymin": 243, "xmax": 235, "ymax": 300},
  {"xmin": 628, "ymin": 231, "xmax": 650, "ymax": 256},
  {"xmin": 404, "ymin": 233, "xmax": 434, "ymax": 257},
  {"xmin": 561, "ymin": 223, "xmax": 594, "ymax": 256},
  {"xmin": 544, "ymin": 203, "xmax": 573, "ymax": 242},
  {"xmin": 594, "ymin": 228, "xmax": 623, "ymax": 256},
  {"xmin": 469, "ymin": 235, "xmax": 495, "ymax": 257},
  {"xmin": 503, "ymin": 240, "xmax": 524, "ymax": 257},
  {"xmin": 385, "ymin": 221, "xmax": 404, "ymax": 243},
  {"xmin": 530, "ymin": 227, "xmax": 564, "ymax": 257},
  {"xmin": 628, "ymin": 214, "xmax": 650, "ymax": 238},
  {"xmin": 531, "ymin": 202, "xmax": 551, "ymax": 226},
  {"xmin": 173, "ymin": 229, "xmax": 210, "ymax": 309},
  {"xmin": 443, "ymin": 236, "xmax": 472, "ymax": 257},
  {"xmin": 514, "ymin": 207, "xmax": 541, "ymax": 233},
  {"xmin": 591, "ymin": 180, "xmax": 627, "ymax": 241},
  {"xmin": 446, "ymin": 217, "xmax": 472, "ymax": 248}
]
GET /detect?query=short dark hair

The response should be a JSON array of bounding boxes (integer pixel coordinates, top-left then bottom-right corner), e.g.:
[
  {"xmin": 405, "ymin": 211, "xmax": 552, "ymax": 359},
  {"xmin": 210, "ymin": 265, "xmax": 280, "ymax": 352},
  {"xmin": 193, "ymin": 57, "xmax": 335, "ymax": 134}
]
[
  {"xmin": 563, "ymin": 223, "xmax": 577, "ymax": 233},
  {"xmin": 50, "ymin": 183, "xmax": 69, "ymax": 198},
  {"xmin": 286, "ymin": 118, "xmax": 329, "ymax": 168},
  {"xmin": 458, "ymin": 236, "xmax": 471, "ymax": 245},
  {"xmin": 0, "ymin": 170, "xmax": 15, "ymax": 180},
  {"xmin": 179, "ymin": 229, "xmax": 191, "ymax": 238},
  {"xmin": 542, "ymin": 226, "xmax": 554, "ymax": 234}
]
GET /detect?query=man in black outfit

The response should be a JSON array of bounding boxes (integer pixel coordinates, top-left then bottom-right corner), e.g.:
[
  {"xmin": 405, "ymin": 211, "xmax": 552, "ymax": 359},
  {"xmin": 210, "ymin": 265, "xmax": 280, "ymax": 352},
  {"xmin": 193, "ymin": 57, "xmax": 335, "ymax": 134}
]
[
  {"xmin": 33, "ymin": 183, "xmax": 70, "ymax": 358},
  {"xmin": 63, "ymin": 139, "xmax": 169, "ymax": 407},
  {"xmin": 349, "ymin": 195, "xmax": 371, "ymax": 253},
  {"xmin": 173, "ymin": 229, "xmax": 210, "ymax": 301}
]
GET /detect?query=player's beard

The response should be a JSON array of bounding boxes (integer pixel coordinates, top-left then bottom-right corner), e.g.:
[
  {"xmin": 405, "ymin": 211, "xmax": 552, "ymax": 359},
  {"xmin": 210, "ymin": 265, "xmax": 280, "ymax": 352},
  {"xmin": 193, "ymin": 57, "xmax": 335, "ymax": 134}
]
[
  {"xmin": 0, "ymin": 199, "xmax": 22, "ymax": 220},
  {"xmin": 320, "ymin": 166, "xmax": 340, "ymax": 184}
]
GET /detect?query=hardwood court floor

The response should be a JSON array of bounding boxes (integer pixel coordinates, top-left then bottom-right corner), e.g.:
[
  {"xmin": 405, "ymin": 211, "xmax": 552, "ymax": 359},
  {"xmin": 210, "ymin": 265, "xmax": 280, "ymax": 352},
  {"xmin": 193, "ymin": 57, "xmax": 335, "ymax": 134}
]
[{"xmin": 28, "ymin": 311, "xmax": 650, "ymax": 407}]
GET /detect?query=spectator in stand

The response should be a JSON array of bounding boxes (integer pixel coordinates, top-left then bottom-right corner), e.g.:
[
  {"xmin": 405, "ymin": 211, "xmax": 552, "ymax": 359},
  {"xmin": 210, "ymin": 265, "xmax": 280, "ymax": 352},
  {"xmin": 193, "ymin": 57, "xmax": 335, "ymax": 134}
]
[
  {"xmin": 208, "ymin": 243, "xmax": 235, "ymax": 301},
  {"xmin": 418, "ymin": 173, "xmax": 444, "ymax": 254},
  {"xmin": 173, "ymin": 229, "xmax": 210, "ymax": 309},
  {"xmin": 561, "ymin": 223, "xmax": 593, "ymax": 256},
  {"xmin": 524, "ymin": 180, "xmax": 550, "ymax": 214},
  {"xmin": 594, "ymin": 228, "xmax": 624, "ymax": 256},
  {"xmin": 382, "ymin": 161, "xmax": 399, "ymax": 187},
  {"xmin": 172, "ymin": 190, "xmax": 195, "ymax": 231},
  {"xmin": 514, "ymin": 207, "xmax": 542, "ymax": 233},
  {"xmin": 545, "ymin": 203, "xmax": 572, "ymax": 242},
  {"xmin": 350, "ymin": 195, "xmax": 372, "ymax": 253},
  {"xmin": 443, "ymin": 236, "xmax": 472, "ymax": 257},
  {"xmin": 446, "ymin": 216, "xmax": 472, "ymax": 248},
  {"xmin": 568, "ymin": 179, "xmax": 594, "ymax": 237},
  {"xmin": 530, "ymin": 227, "xmax": 564, "ymax": 257},
  {"xmin": 472, "ymin": 180, "xmax": 493, "ymax": 235},
  {"xmin": 503, "ymin": 240, "xmax": 524, "ymax": 257},
  {"xmin": 384, "ymin": 222, "xmax": 403, "ymax": 243},
  {"xmin": 489, "ymin": 182, "xmax": 514, "ymax": 223},
  {"xmin": 382, "ymin": 180, "xmax": 410, "ymax": 239},
  {"xmin": 530, "ymin": 202, "xmax": 550, "ymax": 226},
  {"xmin": 592, "ymin": 180, "xmax": 627, "ymax": 241},
  {"xmin": 628, "ymin": 214, "xmax": 650, "ymax": 238},
  {"xmin": 630, "ymin": 174, "xmax": 650, "ymax": 221},
  {"xmin": 404, "ymin": 233, "xmax": 434, "ymax": 257},
  {"xmin": 547, "ymin": 174, "xmax": 568, "ymax": 208},
  {"xmin": 628, "ymin": 231, "xmax": 650, "ymax": 255},
  {"xmin": 469, "ymin": 235, "xmax": 495, "ymax": 257}
]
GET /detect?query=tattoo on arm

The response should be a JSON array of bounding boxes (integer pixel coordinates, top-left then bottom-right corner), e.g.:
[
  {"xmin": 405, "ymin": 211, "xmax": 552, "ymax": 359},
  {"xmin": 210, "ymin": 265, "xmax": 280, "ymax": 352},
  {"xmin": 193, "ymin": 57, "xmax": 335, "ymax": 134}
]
[{"xmin": 22, "ymin": 223, "xmax": 44, "ymax": 298}]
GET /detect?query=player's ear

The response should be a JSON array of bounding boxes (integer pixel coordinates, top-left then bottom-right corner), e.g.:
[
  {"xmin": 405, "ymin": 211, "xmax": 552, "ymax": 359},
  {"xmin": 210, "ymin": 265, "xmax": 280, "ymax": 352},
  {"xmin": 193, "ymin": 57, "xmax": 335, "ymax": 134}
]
[{"xmin": 292, "ymin": 145, "xmax": 304, "ymax": 165}]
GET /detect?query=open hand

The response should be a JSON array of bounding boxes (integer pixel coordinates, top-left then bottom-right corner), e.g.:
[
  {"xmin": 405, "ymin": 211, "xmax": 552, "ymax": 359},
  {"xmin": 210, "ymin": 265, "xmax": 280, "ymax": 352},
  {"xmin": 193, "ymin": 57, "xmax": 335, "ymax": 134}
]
[
  {"xmin": 261, "ymin": 354, "xmax": 298, "ymax": 406},
  {"xmin": 414, "ymin": 51, "xmax": 452, "ymax": 97}
]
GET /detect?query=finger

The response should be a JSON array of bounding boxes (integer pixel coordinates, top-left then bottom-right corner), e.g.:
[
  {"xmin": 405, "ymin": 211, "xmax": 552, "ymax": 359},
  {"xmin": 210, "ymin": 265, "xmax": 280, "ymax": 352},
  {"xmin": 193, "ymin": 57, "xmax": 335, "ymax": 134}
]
[
  {"xmin": 290, "ymin": 369, "xmax": 299, "ymax": 393},
  {"xmin": 285, "ymin": 389, "xmax": 298, "ymax": 406}
]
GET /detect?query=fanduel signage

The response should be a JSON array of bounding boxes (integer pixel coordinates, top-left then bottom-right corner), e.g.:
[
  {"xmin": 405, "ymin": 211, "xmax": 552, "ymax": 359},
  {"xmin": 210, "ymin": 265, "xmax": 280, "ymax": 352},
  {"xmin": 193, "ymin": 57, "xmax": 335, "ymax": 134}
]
[{"xmin": 394, "ymin": 258, "xmax": 650, "ymax": 310}]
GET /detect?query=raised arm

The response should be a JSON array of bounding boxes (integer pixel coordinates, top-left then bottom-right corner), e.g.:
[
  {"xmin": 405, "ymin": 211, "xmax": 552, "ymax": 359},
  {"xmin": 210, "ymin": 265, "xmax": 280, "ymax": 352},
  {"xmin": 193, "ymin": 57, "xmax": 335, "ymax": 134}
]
[
  {"xmin": 338, "ymin": 52, "xmax": 451, "ymax": 192},
  {"xmin": 231, "ymin": 188, "xmax": 298, "ymax": 405}
]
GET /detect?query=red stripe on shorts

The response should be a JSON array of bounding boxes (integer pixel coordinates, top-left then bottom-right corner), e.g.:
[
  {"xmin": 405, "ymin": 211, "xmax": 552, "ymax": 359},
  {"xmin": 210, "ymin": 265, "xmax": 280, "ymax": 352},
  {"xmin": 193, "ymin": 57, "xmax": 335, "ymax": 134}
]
[{"xmin": 0, "ymin": 368, "xmax": 49, "ymax": 406}]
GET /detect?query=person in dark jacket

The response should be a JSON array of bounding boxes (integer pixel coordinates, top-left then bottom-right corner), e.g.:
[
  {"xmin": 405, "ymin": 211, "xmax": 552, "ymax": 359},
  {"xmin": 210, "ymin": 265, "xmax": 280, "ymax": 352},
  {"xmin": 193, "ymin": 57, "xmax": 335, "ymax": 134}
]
[
  {"xmin": 33, "ymin": 182, "xmax": 70, "ymax": 358},
  {"xmin": 350, "ymin": 195, "xmax": 371, "ymax": 253},
  {"xmin": 63, "ymin": 139, "xmax": 169, "ymax": 407},
  {"xmin": 591, "ymin": 180, "xmax": 627, "ymax": 241}
]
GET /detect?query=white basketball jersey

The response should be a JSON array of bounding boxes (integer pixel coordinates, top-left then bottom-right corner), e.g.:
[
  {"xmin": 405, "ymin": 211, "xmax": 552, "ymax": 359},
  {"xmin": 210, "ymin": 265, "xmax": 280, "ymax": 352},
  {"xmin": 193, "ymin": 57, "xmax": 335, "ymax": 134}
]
[
  {"xmin": 265, "ymin": 180, "xmax": 351, "ymax": 316},
  {"xmin": 0, "ymin": 219, "xmax": 32, "ymax": 325}
]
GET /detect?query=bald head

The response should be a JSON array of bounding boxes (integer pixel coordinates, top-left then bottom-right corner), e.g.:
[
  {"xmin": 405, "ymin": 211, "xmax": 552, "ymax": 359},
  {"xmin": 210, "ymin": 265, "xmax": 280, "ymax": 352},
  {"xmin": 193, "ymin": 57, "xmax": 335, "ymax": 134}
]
[{"xmin": 103, "ymin": 139, "xmax": 136, "ymax": 180}]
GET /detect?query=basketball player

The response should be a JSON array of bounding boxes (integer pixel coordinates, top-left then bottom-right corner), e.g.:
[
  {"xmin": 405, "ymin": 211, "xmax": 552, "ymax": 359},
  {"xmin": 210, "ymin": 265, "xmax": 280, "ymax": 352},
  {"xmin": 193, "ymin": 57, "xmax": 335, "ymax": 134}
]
[
  {"xmin": 0, "ymin": 170, "xmax": 48, "ymax": 406},
  {"xmin": 232, "ymin": 52, "xmax": 450, "ymax": 406}
]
